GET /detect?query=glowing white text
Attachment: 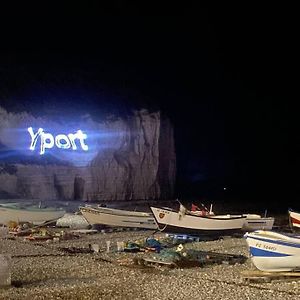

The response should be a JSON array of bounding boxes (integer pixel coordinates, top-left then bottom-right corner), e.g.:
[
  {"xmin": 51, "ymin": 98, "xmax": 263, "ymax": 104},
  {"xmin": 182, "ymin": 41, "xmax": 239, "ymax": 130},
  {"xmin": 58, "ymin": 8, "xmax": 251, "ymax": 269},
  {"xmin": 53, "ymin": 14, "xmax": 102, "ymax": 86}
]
[{"xmin": 28, "ymin": 127, "xmax": 88, "ymax": 155}]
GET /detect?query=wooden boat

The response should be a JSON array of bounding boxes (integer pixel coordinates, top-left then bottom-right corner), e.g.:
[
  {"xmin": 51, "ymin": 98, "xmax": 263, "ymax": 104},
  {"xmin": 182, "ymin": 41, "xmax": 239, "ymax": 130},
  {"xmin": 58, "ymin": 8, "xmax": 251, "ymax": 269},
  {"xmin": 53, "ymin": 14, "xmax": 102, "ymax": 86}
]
[
  {"xmin": 288, "ymin": 209, "xmax": 300, "ymax": 230},
  {"xmin": 244, "ymin": 230, "xmax": 300, "ymax": 272},
  {"xmin": 79, "ymin": 206, "xmax": 157, "ymax": 230},
  {"xmin": 0, "ymin": 203, "xmax": 66, "ymax": 225},
  {"xmin": 241, "ymin": 214, "xmax": 275, "ymax": 231},
  {"xmin": 150, "ymin": 205, "xmax": 246, "ymax": 236}
]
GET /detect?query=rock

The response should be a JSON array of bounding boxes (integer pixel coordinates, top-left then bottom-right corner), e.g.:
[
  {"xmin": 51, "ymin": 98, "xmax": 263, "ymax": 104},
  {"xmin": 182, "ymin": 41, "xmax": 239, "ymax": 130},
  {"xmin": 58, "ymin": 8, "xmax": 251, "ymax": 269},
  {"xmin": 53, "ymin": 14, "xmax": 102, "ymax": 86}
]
[
  {"xmin": 0, "ymin": 255, "xmax": 11, "ymax": 287},
  {"xmin": 56, "ymin": 213, "xmax": 90, "ymax": 229}
]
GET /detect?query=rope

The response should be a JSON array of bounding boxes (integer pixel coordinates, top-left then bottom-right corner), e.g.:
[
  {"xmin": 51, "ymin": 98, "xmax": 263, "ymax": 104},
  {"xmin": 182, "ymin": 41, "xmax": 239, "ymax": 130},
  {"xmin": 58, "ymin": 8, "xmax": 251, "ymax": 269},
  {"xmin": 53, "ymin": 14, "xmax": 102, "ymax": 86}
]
[
  {"xmin": 157, "ymin": 223, "xmax": 168, "ymax": 232},
  {"xmin": 151, "ymin": 223, "xmax": 168, "ymax": 236}
]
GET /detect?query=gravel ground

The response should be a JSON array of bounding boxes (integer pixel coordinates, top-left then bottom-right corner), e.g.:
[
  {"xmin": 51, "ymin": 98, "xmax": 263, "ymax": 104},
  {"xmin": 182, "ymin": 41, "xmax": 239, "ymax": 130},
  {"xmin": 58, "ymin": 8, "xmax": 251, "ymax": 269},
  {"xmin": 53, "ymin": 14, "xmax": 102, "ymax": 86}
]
[{"xmin": 1, "ymin": 229, "xmax": 300, "ymax": 300}]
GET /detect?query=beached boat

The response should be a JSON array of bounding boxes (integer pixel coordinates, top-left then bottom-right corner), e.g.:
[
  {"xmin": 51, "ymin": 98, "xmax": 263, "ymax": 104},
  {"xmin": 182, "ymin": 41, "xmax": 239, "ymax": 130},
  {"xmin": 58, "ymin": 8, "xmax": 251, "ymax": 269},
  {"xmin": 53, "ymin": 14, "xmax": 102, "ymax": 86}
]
[
  {"xmin": 288, "ymin": 209, "xmax": 300, "ymax": 230},
  {"xmin": 79, "ymin": 206, "xmax": 157, "ymax": 230},
  {"xmin": 244, "ymin": 230, "xmax": 300, "ymax": 272},
  {"xmin": 189, "ymin": 204, "xmax": 274, "ymax": 231},
  {"xmin": 0, "ymin": 203, "xmax": 66, "ymax": 225},
  {"xmin": 150, "ymin": 205, "xmax": 246, "ymax": 236},
  {"xmin": 241, "ymin": 214, "xmax": 275, "ymax": 231}
]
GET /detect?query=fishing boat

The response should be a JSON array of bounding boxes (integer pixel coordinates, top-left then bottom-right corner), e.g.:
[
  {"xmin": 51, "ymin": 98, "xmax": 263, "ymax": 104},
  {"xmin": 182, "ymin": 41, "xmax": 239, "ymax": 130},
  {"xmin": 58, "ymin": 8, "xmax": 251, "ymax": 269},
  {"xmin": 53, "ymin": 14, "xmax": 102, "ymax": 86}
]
[
  {"xmin": 0, "ymin": 203, "xmax": 66, "ymax": 225},
  {"xmin": 150, "ymin": 205, "xmax": 246, "ymax": 236},
  {"xmin": 244, "ymin": 230, "xmax": 300, "ymax": 272},
  {"xmin": 288, "ymin": 209, "xmax": 300, "ymax": 230},
  {"xmin": 189, "ymin": 203, "xmax": 274, "ymax": 231},
  {"xmin": 79, "ymin": 206, "xmax": 157, "ymax": 230},
  {"xmin": 241, "ymin": 214, "xmax": 275, "ymax": 231}
]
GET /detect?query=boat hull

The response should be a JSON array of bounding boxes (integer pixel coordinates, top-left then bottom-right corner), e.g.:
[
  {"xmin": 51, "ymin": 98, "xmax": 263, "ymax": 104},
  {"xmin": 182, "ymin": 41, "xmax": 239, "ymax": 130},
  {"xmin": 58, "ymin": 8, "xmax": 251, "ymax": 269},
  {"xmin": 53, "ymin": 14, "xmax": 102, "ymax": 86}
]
[
  {"xmin": 289, "ymin": 210, "xmax": 300, "ymax": 229},
  {"xmin": 245, "ymin": 230, "xmax": 300, "ymax": 272},
  {"xmin": 0, "ymin": 205, "xmax": 66, "ymax": 225},
  {"xmin": 242, "ymin": 217, "xmax": 275, "ymax": 231},
  {"xmin": 80, "ymin": 206, "xmax": 157, "ymax": 230},
  {"xmin": 150, "ymin": 207, "xmax": 245, "ymax": 236}
]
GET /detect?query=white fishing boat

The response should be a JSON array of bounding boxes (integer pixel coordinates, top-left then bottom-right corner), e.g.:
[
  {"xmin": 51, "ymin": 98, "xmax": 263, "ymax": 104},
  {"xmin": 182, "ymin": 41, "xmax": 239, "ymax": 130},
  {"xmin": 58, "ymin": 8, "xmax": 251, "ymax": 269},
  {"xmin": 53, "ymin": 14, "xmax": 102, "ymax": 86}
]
[
  {"xmin": 241, "ymin": 214, "xmax": 275, "ymax": 231},
  {"xmin": 244, "ymin": 230, "xmax": 300, "ymax": 272},
  {"xmin": 189, "ymin": 203, "xmax": 274, "ymax": 231},
  {"xmin": 0, "ymin": 203, "xmax": 66, "ymax": 225},
  {"xmin": 150, "ymin": 205, "xmax": 246, "ymax": 236},
  {"xmin": 288, "ymin": 209, "xmax": 300, "ymax": 230},
  {"xmin": 79, "ymin": 206, "xmax": 157, "ymax": 230}
]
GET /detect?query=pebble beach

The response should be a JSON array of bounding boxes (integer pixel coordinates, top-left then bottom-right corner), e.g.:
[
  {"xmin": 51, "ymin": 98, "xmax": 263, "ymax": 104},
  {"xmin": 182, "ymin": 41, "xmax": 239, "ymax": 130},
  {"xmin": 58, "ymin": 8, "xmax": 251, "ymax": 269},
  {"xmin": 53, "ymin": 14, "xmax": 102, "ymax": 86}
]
[{"xmin": 1, "ymin": 229, "xmax": 300, "ymax": 300}]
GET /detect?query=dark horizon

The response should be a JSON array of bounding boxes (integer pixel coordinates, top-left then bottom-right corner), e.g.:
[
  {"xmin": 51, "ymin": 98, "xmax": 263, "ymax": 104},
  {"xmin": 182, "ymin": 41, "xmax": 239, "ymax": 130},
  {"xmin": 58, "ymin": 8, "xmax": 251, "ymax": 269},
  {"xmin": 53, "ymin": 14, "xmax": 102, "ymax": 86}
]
[{"xmin": 0, "ymin": 6, "xmax": 298, "ymax": 207}]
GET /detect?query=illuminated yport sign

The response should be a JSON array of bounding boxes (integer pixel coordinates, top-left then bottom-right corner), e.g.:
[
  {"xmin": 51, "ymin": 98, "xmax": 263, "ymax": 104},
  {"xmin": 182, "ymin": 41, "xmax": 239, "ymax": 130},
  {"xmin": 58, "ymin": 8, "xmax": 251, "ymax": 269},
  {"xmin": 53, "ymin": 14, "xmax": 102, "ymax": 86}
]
[{"xmin": 28, "ymin": 127, "xmax": 88, "ymax": 155}]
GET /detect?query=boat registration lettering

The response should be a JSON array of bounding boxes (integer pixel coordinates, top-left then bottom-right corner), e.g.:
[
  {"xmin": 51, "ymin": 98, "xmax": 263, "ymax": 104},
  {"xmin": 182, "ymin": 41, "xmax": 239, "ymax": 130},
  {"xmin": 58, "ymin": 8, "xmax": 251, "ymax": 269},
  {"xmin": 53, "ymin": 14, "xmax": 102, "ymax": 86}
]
[
  {"xmin": 255, "ymin": 242, "xmax": 276, "ymax": 251},
  {"xmin": 157, "ymin": 209, "xmax": 170, "ymax": 215},
  {"xmin": 263, "ymin": 245, "xmax": 276, "ymax": 251}
]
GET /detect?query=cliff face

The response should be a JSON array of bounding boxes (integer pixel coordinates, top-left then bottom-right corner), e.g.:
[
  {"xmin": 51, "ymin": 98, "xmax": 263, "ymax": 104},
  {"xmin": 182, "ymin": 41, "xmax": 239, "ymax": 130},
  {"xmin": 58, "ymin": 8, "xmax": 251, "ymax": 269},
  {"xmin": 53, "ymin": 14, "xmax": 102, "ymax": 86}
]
[{"xmin": 0, "ymin": 107, "xmax": 176, "ymax": 201}]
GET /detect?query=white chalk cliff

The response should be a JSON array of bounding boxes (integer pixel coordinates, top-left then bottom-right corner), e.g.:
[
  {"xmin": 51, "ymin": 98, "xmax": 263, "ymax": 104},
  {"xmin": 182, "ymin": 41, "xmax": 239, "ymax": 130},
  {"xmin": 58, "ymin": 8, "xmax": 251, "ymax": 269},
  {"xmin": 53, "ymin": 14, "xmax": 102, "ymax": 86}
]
[{"xmin": 0, "ymin": 107, "xmax": 176, "ymax": 201}]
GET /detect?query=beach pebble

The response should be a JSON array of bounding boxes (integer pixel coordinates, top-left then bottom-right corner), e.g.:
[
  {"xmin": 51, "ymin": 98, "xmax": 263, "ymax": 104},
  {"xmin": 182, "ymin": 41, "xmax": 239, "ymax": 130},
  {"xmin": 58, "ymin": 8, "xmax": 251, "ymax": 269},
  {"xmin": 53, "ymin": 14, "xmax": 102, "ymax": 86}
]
[{"xmin": 0, "ymin": 230, "xmax": 299, "ymax": 299}]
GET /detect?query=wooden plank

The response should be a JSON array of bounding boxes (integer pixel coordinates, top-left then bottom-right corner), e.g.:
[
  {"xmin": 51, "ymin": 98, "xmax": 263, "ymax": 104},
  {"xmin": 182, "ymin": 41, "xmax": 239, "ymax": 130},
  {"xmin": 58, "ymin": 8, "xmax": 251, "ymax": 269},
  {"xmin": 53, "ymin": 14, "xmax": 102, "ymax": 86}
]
[
  {"xmin": 241, "ymin": 270, "xmax": 300, "ymax": 283},
  {"xmin": 242, "ymin": 270, "xmax": 300, "ymax": 277},
  {"xmin": 24, "ymin": 235, "xmax": 53, "ymax": 241},
  {"xmin": 143, "ymin": 258, "xmax": 176, "ymax": 266},
  {"xmin": 134, "ymin": 257, "xmax": 176, "ymax": 268},
  {"xmin": 99, "ymin": 227, "xmax": 144, "ymax": 233},
  {"xmin": 69, "ymin": 229, "xmax": 98, "ymax": 234}
]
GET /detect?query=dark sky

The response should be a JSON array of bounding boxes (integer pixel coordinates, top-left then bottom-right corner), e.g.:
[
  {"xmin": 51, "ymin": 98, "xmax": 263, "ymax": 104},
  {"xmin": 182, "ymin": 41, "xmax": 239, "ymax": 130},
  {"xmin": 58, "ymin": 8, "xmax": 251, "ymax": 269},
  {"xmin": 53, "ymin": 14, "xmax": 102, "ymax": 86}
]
[{"xmin": 0, "ymin": 4, "xmax": 299, "ymax": 203}]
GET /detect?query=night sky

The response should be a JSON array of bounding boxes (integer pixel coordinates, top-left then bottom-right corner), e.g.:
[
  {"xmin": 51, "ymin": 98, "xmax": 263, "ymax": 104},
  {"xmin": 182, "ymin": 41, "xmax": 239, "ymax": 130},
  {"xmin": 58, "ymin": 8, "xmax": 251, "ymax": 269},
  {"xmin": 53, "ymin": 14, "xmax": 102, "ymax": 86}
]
[{"xmin": 0, "ymin": 4, "xmax": 298, "ymax": 207}]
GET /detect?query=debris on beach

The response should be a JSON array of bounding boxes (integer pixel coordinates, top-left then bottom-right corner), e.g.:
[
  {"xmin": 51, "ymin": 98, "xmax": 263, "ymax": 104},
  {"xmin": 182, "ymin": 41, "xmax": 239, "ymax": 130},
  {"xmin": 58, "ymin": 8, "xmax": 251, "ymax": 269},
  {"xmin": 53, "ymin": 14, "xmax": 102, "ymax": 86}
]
[
  {"xmin": 58, "ymin": 245, "xmax": 96, "ymax": 254},
  {"xmin": 134, "ymin": 243, "xmax": 247, "ymax": 268},
  {"xmin": 121, "ymin": 234, "xmax": 200, "ymax": 253},
  {"xmin": 124, "ymin": 238, "xmax": 162, "ymax": 253},
  {"xmin": 7, "ymin": 225, "xmax": 81, "ymax": 242}
]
